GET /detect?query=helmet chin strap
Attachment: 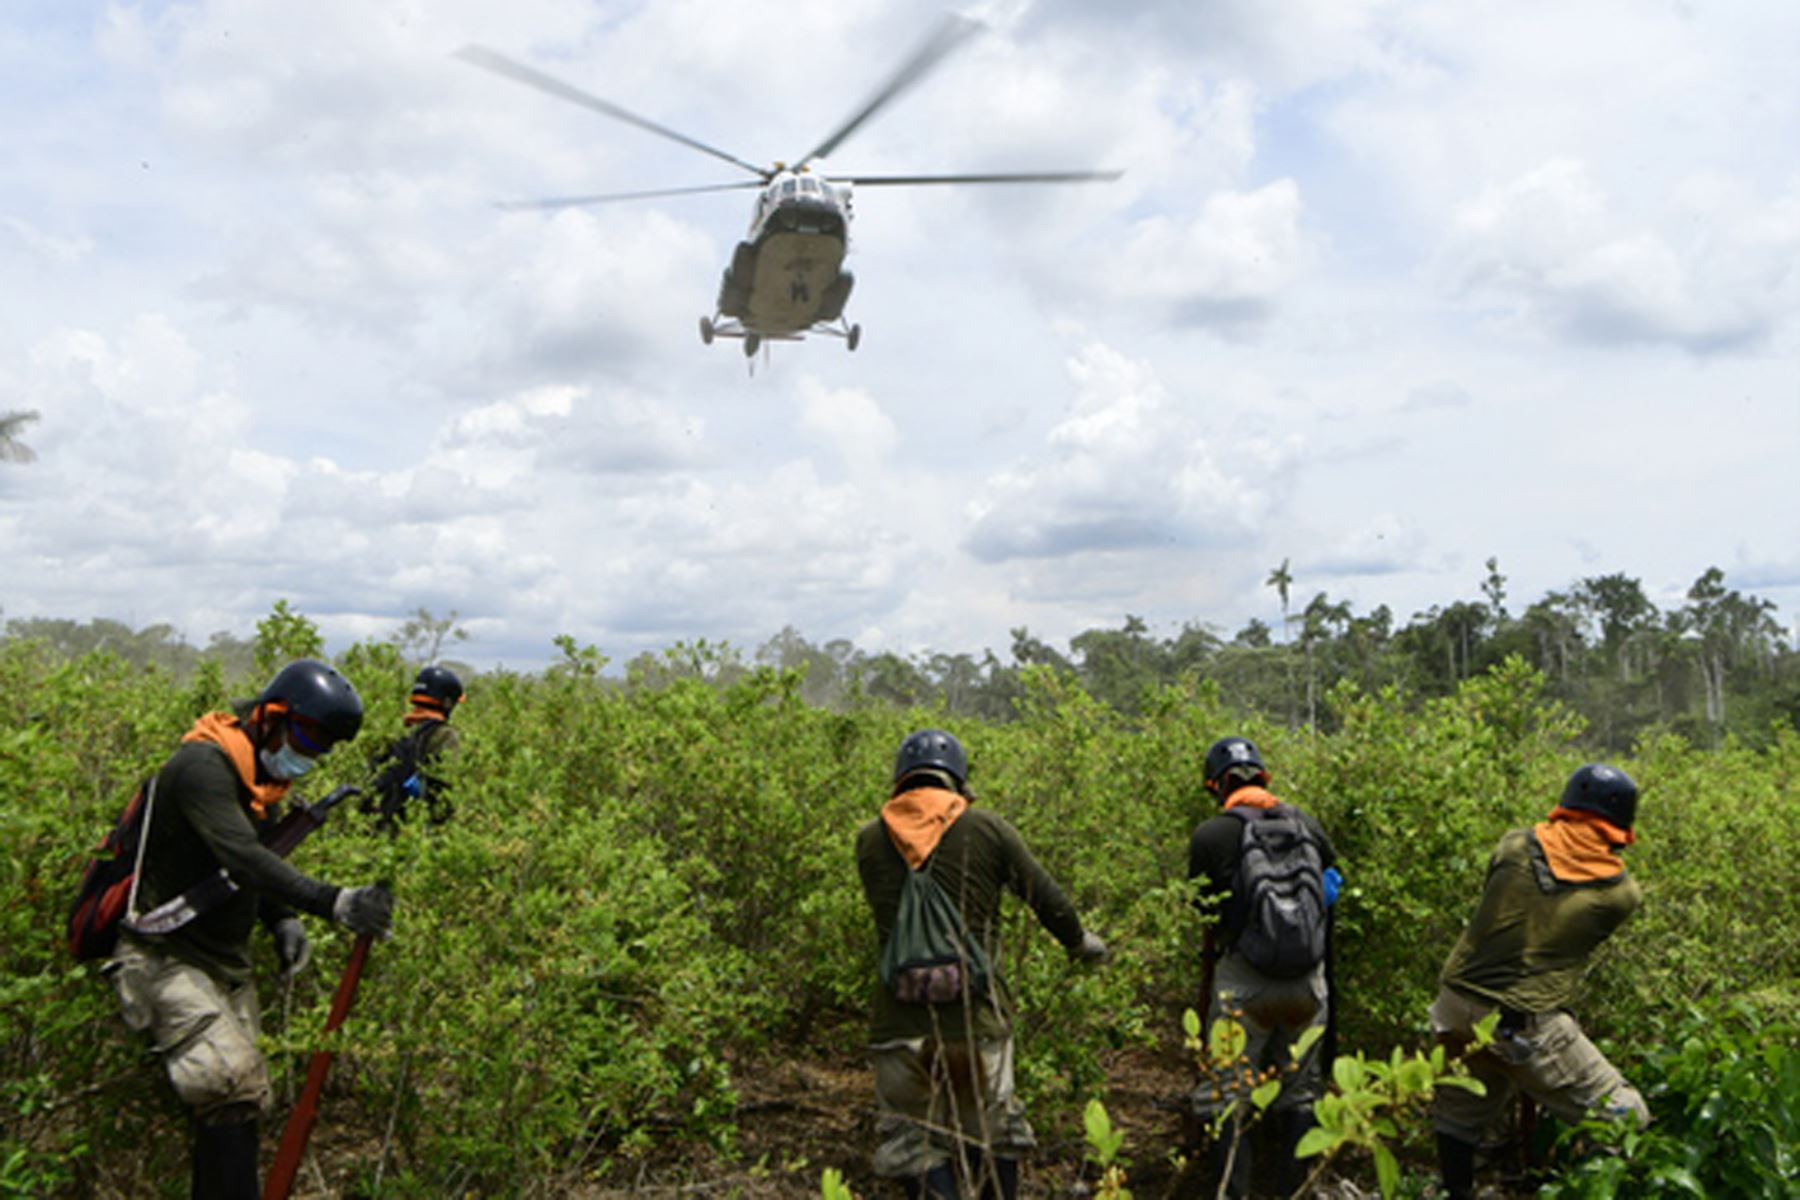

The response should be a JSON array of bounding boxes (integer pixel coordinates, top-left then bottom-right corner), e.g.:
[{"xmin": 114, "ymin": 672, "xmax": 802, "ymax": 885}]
[{"xmin": 247, "ymin": 701, "xmax": 285, "ymax": 745}]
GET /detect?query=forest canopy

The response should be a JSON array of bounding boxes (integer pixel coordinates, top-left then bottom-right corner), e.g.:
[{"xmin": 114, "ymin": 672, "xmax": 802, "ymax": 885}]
[{"xmin": 7, "ymin": 563, "xmax": 1794, "ymax": 751}]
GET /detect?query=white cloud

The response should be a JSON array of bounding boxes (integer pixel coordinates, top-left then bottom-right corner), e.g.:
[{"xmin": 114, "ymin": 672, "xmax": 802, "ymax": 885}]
[
  {"xmin": 1117, "ymin": 180, "xmax": 1306, "ymax": 327},
  {"xmin": 1018, "ymin": 0, "xmax": 1398, "ymax": 94},
  {"xmin": 2, "ymin": 217, "xmax": 95, "ymax": 266},
  {"xmin": 1442, "ymin": 159, "xmax": 1800, "ymax": 352},
  {"xmin": 965, "ymin": 342, "xmax": 1288, "ymax": 562},
  {"xmin": 1308, "ymin": 513, "xmax": 1427, "ymax": 578},
  {"xmin": 794, "ymin": 376, "xmax": 896, "ymax": 474}
]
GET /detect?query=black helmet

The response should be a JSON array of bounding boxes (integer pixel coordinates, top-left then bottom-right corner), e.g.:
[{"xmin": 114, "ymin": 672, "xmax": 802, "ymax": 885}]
[
  {"xmin": 893, "ymin": 728, "xmax": 968, "ymax": 788},
  {"xmin": 412, "ymin": 665, "xmax": 464, "ymax": 712},
  {"xmin": 1204, "ymin": 736, "xmax": 1268, "ymax": 791},
  {"xmin": 256, "ymin": 659, "xmax": 364, "ymax": 746},
  {"xmin": 1560, "ymin": 763, "xmax": 1639, "ymax": 831}
]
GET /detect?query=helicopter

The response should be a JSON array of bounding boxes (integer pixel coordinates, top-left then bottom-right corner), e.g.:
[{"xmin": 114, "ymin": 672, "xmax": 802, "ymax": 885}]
[{"xmin": 457, "ymin": 17, "xmax": 1119, "ymax": 357}]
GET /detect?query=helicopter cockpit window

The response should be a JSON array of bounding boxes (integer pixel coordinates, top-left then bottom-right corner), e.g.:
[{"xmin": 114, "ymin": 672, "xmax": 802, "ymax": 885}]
[
  {"xmin": 782, "ymin": 179, "xmax": 798, "ymax": 197},
  {"xmin": 799, "ymin": 177, "xmax": 818, "ymax": 193}
]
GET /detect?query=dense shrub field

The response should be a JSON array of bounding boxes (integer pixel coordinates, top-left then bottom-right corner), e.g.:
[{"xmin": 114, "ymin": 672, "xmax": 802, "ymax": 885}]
[{"xmin": 2, "ymin": 635, "xmax": 1796, "ymax": 1196}]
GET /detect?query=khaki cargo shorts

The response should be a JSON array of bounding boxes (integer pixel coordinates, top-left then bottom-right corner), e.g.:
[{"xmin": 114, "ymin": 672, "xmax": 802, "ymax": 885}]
[
  {"xmin": 1429, "ymin": 986, "xmax": 1649, "ymax": 1143},
  {"xmin": 869, "ymin": 1035, "xmax": 1036, "ymax": 1178},
  {"xmin": 110, "ymin": 936, "xmax": 271, "ymax": 1119}
]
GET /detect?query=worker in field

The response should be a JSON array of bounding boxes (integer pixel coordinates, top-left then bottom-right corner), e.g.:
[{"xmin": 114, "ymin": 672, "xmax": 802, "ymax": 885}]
[
  {"xmin": 1431, "ymin": 764, "xmax": 1650, "ymax": 1200},
  {"xmin": 855, "ymin": 728, "xmax": 1109, "ymax": 1200},
  {"xmin": 104, "ymin": 659, "xmax": 394, "ymax": 1199},
  {"xmin": 1186, "ymin": 735, "xmax": 1340, "ymax": 1199},
  {"xmin": 364, "ymin": 664, "xmax": 463, "ymax": 830}
]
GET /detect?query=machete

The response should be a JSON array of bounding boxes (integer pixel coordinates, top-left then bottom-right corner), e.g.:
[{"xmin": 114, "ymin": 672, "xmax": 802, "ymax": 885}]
[{"xmin": 262, "ymin": 928, "xmax": 376, "ymax": 1200}]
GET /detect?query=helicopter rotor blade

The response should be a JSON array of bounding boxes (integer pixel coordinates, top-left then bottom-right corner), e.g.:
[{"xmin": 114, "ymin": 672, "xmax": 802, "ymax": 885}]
[
  {"xmin": 494, "ymin": 181, "xmax": 767, "ymax": 210},
  {"xmin": 792, "ymin": 14, "xmax": 983, "ymax": 171},
  {"xmin": 456, "ymin": 45, "xmax": 769, "ymax": 178},
  {"xmin": 840, "ymin": 170, "xmax": 1123, "ymax": 187}
]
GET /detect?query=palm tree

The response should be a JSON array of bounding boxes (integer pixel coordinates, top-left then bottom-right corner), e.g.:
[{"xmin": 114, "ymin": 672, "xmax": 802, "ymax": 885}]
[
  {"xmin": 1266, "ymin": 558, "xmax": 1293, "ymax": 643},
  {"xmin": 0, "ymin": 410, "xmax": 40, "ymax": 464},
  {"xmin": 1299, "ymin": 592, "xmax": 1352, "ymax": 729}
]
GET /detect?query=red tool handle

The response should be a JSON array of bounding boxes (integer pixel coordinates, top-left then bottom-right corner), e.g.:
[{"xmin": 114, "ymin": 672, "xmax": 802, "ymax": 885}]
[{"xmin": 263, "ymin": 933, "xmax": 373, "ymax": 1200}]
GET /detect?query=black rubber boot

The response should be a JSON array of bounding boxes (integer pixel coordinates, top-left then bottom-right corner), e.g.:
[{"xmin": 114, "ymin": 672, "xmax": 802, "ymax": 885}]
[
  {"xmin": 1437, "ymin": 1132, "xmax": 1477, "ymax": 1200},
  {"xmin": 191, "ymin": 1115, "xmax": 259, "ymax": 1200},
  {"xmin": 976, "ymin": 1156, "xmax": 1018, "ymax": 1200},
  {"xmin": 1205, "ymin": 1119, "xmax": 1252, "ymax": 1199},
  {"xmin": 900, "ymin": 1162, "xmax": 961, "ymax": 1200},
  {"xmin": 963, "ymin": 1150, "xmax": 986, "ymax": 1200},
  {"xmin": 1276, "ymin": 1108, "xmax": 1315, "ymax": 1196},
  {"xmin": 964, "ymin": 1151, "xmax": 1022, "ymax": 1200}
]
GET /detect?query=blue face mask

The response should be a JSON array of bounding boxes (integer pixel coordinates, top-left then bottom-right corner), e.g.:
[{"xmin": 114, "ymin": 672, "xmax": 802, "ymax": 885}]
[{"xmin": 260, "ymin": 743, "xmax": 317, "ymax": 781}]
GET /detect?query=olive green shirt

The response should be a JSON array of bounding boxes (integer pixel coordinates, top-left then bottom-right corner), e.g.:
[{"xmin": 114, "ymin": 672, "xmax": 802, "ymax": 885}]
[
  {"xmin": 855, "ymin": 805, "xmax": 1086, "ymax": 1043},
  {"xmin": 126, "ymin": 741, "xmax": 340, "ymax": 984},
  {"xmin": 417, "ymin": 719, "xmax": 458, "ymax": 760},
  {"xmin": 1439, "ymin": 828, "xmax": 1641, "ymax": 1014}
]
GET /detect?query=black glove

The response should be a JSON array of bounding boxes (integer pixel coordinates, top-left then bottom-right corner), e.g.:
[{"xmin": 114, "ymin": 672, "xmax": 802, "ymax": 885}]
[
  {"xmin": 332, "ymin": 884, "xmax": 395, "ymax": 939},
  {"xmin": 272, "ymin": 917, "xmax": 311, "ymax": 979}
]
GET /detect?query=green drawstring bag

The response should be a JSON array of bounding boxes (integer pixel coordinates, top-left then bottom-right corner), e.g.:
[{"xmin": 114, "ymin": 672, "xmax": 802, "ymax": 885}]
[{"xmin": 879, "ymin": 854, "xmax": 991, "ymax": 1004}]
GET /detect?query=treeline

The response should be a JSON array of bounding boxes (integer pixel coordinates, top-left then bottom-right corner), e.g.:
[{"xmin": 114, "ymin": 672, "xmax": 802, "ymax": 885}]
[
  {"xmin": 8, "ymin": 562, "xmax": 1796, "ymax": 751},
  {"xmin": 523, "ymin": 561, "xmax": 1800, "ymax": 753},
  {"xmin": 0, "ymin": 602, "xmax": 471, "ymax": 692}
]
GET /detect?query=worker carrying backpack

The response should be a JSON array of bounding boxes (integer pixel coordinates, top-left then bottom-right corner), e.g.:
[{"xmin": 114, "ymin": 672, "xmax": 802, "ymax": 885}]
[
  {"xmin": 1222, "ymin": 805, "xmax": 1329, "ymax": 979},
  {"xmin": 68, "ymin": 774, "xmax": 358, "ymax": 961},
  {"xmin": 365, "ymin": 722, "xmax": 453, "ymax": 829},
  {"xmin": 879, "ymin": 852, "xmax": 991, "ymax": 1005}
]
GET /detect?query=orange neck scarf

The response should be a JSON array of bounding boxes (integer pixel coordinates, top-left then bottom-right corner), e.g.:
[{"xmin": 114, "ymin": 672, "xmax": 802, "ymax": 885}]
[
  {"xmin": 881, "ymin": 786, "xmax": 969, "ymax": 870},
  {"xmin": 1535, "ymin": 808, "xmax": 1631, "ymax": 883},
  {"xmin": 1223, "ymin": 785, "xmax": 1282, "ymax": 812},
  {"xmin": 402, "ymin": 705, "xmax": 446, "ymax": 727},
  {"xmin": 181, "ymin": 712, "xmax": 291, "ymax": 818}
]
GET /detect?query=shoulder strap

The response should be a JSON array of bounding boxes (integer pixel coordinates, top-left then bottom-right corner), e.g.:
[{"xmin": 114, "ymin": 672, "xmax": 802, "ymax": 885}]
[
  {"xmin": 402, "ymin": 720, "xmax": 440, "ymax": 767},
  {"xmin": 123, "ymin": 777, "xmax": 157, "ymax": 924},
  {"xmin": 1223, "ymin": 805, "xmax": 1274, "ymax": 829},
  {"xmin": 889, "ymin": 836, "xmax": 937, "ymax": 877},
  {"xmin": 1227, "ymin": 802, "xmax": 1309, "ymax": 827}
]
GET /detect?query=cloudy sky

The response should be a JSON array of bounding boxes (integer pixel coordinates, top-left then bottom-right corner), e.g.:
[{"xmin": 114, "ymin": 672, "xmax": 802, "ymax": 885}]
[{"xmin": 3, "ymin": 0, "xmax": 1797, "ymax": 670}]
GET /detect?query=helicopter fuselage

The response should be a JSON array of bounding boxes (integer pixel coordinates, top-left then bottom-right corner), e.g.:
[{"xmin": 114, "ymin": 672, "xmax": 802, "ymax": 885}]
[{"xmin": 714, "ymin": 173, "xmax": 856, "ymax": 341}]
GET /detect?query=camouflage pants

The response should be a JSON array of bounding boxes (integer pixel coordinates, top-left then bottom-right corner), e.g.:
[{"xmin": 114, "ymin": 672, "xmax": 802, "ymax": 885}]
[
  {"xmin": 869, "ymin": 1035, "xmax": 1036, "ymax": 1178},
  {"xmin": 109, "ymin": 936, "xmax": 271, "ymax": 1120},
  {"xmin": 1429, "ymin": 986, "xmax": 1649, "ymax": 1143}
]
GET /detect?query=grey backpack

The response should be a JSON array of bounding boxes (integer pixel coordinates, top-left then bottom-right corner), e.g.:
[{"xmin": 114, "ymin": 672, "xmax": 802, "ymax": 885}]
[{"xmin": 1224, "ymin": 806, "xmax": 1328, "ymax": 978}]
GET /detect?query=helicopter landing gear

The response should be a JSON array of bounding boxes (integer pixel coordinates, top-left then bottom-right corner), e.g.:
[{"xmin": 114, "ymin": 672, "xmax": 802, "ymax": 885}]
[
  {"xmin": 699, "ymin": 316, "xmax": 715, "ymax": 345},
  {"xmin": 846, "ymin": 323, "xmax": 862, "ymax": 352},
  {"xmin": 744, "ymin": 333, "xmax": 761, "ymax": 357}
]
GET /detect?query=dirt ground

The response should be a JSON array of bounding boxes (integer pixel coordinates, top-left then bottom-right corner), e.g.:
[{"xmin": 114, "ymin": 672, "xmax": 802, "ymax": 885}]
[
  {"xmin": 83, "ymin": 1037, "xmax": 1537, "ymax": 1199},
  {"xmin": 564, "ymin": 1043, "xmax": 1405, "ymax": 1200},
  {"xmin": 253, "ymin": 1024, "xmax": 1539, "ymax": 1198}
]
